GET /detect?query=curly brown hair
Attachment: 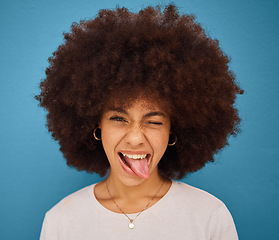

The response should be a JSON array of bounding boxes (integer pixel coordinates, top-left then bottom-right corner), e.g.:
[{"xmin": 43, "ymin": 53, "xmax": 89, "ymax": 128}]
[{"xmin": 36, "ymin": 4, "xmax": 243, "ymax": 179}]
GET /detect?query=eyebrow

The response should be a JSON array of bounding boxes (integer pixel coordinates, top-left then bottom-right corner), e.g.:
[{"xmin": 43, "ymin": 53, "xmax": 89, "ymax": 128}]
[
  {"xmin": 107, "ymin": 108, "xmax": 167, "ymax": 118},
  {"xmin": 107, "ymin": 107, "xmax": 128, "ymax": 114},
  {"xmin": 143, "ymin": 111, "xmax": 167, "ymax": 118}
]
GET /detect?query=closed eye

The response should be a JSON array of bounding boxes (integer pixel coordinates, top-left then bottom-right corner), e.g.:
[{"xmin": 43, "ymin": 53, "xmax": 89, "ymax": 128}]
[{"xmin": 148, "ymin": 121, "xmax": 163, "ymax": 125}]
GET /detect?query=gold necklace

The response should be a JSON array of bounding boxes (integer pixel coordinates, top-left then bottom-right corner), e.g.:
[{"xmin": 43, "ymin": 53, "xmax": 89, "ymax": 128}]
[{"xmin": 106, "ymin": 180, "xmax": 164, "ymax": 229}]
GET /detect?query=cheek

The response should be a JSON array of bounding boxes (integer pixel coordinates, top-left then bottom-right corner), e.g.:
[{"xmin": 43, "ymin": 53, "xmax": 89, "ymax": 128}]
[
  {"xmin": 148, "ymin": 130, "xmax": 169, "ymax": 152},
  {"xmin": 100, "ymin": 128, "xmax": 114, "ymax": 158},
  {"xmin": 101, "ymin": 127, "xmax": 124, "ymax": 154}
]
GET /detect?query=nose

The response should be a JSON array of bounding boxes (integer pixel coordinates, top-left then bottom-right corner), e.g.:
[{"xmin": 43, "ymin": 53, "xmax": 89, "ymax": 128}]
[{"xmin": 124, "ymin": 124, "xmax": 146, "ymax": 146}]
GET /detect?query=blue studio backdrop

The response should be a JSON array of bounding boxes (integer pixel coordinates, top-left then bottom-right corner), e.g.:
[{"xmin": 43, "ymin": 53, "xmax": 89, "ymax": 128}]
[{"xmin": 0, "ymin": 0, "xmax": 278, "ymax": 239}]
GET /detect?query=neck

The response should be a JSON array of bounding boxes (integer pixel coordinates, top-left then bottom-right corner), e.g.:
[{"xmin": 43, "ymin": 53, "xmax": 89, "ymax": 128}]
[
  {"xmin": 106, "ymin": 169, "xmax": 165, "ymax": 200},
  {"xmin": 94, "ymin": 169, "xmax": 172, "ymax": 214}
]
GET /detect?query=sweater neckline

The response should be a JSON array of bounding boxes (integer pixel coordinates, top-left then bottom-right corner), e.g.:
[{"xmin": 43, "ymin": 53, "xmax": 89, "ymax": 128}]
[{"xmin": 88, "ymin": 180, "xmax": 176, "ymax": 218}]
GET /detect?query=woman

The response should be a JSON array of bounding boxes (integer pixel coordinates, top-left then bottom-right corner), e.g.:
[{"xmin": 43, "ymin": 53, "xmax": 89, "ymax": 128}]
[{"xmin": 37, "ymin": 4, "xmax": 243, "ymax": 239}]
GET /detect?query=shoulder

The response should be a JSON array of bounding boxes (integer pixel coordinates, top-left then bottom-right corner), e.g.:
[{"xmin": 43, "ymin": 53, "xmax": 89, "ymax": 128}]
[
  {"xmin": 45, "ymin": 184, "xmax": 95, "ymax": 219},
  {"xmin": 172, "ymin": 181, "xmax": 223, "ymax": 202},
  {"xmin": 168, "ymin": 181, "xmax": 238, "ymax": 238},
  {"xmin": 170, "ymin": 181, "xmax": 228, "ymax": 214}
]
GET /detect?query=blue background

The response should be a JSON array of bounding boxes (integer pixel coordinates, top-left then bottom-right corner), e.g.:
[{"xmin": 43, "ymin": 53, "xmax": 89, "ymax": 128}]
[{"xmin": 0, "ymin": 0, "xmax": 278, "ymax": 239}]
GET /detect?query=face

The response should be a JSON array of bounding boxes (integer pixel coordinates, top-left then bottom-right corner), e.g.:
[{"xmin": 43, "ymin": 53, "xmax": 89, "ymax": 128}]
[{"xmin": 99, "ymin": 99, "xmax": 171, "ymax": 186}]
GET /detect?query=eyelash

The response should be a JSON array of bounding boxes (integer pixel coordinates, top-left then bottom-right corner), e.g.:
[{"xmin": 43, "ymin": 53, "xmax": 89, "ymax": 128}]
[
  {"xmin": 109, "ymin": 116, "xmax": 163, "ymax": 125},
  {"xmin": 148, "ymin": 121, "xmax": 163, "ymax": 125},
  {"xmin": 109, "ymin": 116, "xmax": 127, "ymax": 122}
]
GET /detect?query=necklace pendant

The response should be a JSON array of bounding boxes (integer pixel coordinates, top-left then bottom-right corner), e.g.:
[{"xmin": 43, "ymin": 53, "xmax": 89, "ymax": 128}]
[
  {"xmin": 106, "ymin": 180, "xmax": 165, "ymax": 231},
  {"xmin": 128, "ymin": 221, "xmax": 135, "ymax": 229}
]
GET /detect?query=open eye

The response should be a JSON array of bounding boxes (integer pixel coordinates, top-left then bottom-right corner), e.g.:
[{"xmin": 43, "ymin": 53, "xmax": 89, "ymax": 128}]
[{"xmin": 109, "ymin": 116, "xmax": 128, "ymax": 122}]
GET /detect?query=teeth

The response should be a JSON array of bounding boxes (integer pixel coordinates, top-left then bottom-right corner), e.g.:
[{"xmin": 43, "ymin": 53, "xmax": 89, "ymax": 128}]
[{"xmin": 122, "ymin": 153, "xmax": 147, "ymax": 160}]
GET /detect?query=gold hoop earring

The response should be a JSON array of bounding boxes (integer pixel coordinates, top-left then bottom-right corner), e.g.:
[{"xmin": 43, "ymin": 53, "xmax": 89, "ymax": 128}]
[
  {"xmin": 93, "ymin": 127, "xmax": 101, "ymax": 141},
  {"xmin": 168, "ymin": 133, "xmax": 177, "ymax": 146}
]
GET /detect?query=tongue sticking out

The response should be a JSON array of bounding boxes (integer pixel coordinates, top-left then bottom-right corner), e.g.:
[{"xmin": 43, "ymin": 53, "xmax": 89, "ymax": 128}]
[{"xmin": 122, "ymin": 155, "xmax": 150, "ymax": 179}]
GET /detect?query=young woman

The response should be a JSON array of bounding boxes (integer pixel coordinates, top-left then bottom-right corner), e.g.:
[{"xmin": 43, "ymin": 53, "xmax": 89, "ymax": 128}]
[{"xmin": 37, "ymin": 4, "xmax": 243, "ymax": 239}]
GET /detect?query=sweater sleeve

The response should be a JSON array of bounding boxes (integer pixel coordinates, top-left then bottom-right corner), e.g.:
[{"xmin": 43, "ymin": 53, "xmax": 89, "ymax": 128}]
[
  {"xmin": 208, "ymin": 203, "xmax": 238, "ymax": 240},
  {"xmin": 40, "ymin": 212, "xmax": 59, "ymax": 240}
]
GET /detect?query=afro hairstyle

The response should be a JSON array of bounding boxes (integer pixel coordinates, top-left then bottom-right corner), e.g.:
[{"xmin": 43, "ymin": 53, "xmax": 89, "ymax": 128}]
[{"xmin": 36, "ymin": 4, "xmax": 243, "ymax": 179}]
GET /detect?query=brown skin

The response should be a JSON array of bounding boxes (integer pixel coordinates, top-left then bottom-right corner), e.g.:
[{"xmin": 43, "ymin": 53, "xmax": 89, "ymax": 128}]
[
  {"xmin": 100, "ymin": 100, "xmax": 170, "ymax": 185},
  {"xmin": 95, "ymin": 100, "xmax": 172, "ymax": 213}
]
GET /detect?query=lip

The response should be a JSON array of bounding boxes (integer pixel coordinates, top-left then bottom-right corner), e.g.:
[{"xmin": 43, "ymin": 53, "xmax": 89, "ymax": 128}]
[
  {"xmin": 118, "ymin": 151, "xmax": 151, "ymax": 164},
  {"xmin": 118, "ymin": 153, "xmax": 138, "ymax": 177},
  {"xmin": 119, "ymin": 150, "xmax": 151, "ymax": 155},
  {"xmin": 118, "ymin": 150, "xmax": 152, "ymax": 177}
]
